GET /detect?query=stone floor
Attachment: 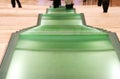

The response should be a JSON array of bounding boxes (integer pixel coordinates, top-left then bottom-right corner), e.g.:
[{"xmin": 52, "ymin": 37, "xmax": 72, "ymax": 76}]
[{"xmin": 0, "ymin": 3, "xmax": 120, "ymax": 64}]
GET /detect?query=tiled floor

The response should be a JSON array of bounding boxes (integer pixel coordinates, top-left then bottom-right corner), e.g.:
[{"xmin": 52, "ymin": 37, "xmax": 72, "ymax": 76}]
[{"xmin": 0, "ymin": 2, "xmax": 120, "ymax": 64}]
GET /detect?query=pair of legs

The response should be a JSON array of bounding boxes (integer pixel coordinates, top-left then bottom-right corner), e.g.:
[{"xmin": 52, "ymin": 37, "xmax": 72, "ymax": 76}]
[
  {"xmin": 65, "ymin": 0, "xmax": 74, "ymax": 9},
  {"xmin": 53, "ymin": 0, "xmax": 61, "ymax": 8},
  {"xmin": 102, "ymin": 1, "xmax": 109, "ymax": 12},
  {"xmin": 11, "ymin": 0, "xmax": 22, "ymax": 8},
  {"xmin": 53, "ymin": 0, "xmax": 73, "ymax": 9},
  {"xmin": 65, "ymin": 4, "xmax": 73, "ymax": 9},
  {"xmin": 102, "ymin": 0, "xmax": 110, "ymax": 13},
  {"xmin": 98, "ymin": 0, "xmax": 110, "ymax": 13}
]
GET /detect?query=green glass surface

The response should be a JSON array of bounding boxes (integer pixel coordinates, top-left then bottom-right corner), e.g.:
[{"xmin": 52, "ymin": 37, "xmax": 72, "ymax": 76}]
[
  {"xmin": 41, "ymin": 14, "xmax": 81, "ymax": 20},
  {"xmin": 16, "ymin": 40, "xmax": 113, "ymax": 51},
  {"xmin": 0, "ymin": 6, "xmax": 120, "ymax": 79},
  {"xmin": 6, "ymin": 50, "xmax": 120, "ymax": 79}
]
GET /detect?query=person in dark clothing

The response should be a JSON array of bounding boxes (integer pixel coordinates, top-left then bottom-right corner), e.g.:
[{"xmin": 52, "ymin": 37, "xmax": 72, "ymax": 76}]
[
  {"xmin": 53, "ymin": 0, "xmax": 61, "ymax": 8},
  {"xmin": 102, "ymin": 0, "xmax": 110, "ymax": 13},
  {"xmin": 98, "ymin": 0, "xmax": 102, "ymax": 6},
  {"xmin": 11, "ymin": 0, "xmax": 22, "ymax": 8}
]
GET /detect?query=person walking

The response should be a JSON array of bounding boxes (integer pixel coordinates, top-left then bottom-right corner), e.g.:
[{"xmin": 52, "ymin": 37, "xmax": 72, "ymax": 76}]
[{"xmin": 11, "ymin": 0, "xmax": 22, "ymax": 8}]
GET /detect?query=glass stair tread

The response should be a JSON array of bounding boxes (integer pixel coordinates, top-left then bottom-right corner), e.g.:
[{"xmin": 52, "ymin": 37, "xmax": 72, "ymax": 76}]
[
  {"xmin": 5, "ymin": 50, "xmax": 119, "ymax": 79},
  {"xmin": 41, "ymin": 14, "xmax": 81, "ymax": 20}
]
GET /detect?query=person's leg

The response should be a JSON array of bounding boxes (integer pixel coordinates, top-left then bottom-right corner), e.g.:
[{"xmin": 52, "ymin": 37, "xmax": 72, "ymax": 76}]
[
  {"xmin": 58, "ymin": 0, "xmax": 61, "ymax": 6},
  {"xmin": 98, "ymin": 0, "xmax": 102, "ymax": 6},
  {"xmin": 53, "ymin": 0, "xmax": 60, "ymax": 8},
  {"xmin": 102, "ymin": 2, "xmax": 109, "ymax": 12},
  {"xmin": 66, "ymin": 4, "xmax": 73, "ymax": 9},
  {"xmin": 11, "ymin": 0, "xmax": 16, "ymax": 8},
  {"xmin": 16, "ymin": 0, "xmax": 22, "ymax": 8},
  {"xmin": 70, "ymin": 3, "xmax": 73, "ymax": 9}
]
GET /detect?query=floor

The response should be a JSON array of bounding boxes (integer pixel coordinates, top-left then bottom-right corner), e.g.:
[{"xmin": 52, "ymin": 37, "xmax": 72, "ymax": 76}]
[{"xmin": 0, "ymin": 2, "xmax": 120, "ymax": 64}]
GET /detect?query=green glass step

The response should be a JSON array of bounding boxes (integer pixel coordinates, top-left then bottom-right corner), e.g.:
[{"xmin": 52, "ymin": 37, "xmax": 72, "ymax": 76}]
[
  {"xmin": 5, "ymin": 50, "xmax": 120, "ymax": 79},
  {"xmin": 22, "ymin": 25, "xmax": 104, "ymax": 31},
  {"xmin": 41, "ymin": 14, "xmax": 82, "ymax": 20},
  {"xmin": 40, "ymin": 19, "xmax": 83, "ymax": 25},
  {"xmin": 16, "ymin": 38, "xmax": 113, "ymax": 51},
  {"xmin": 19, "ymin": 24, "xmax": 106, "ymax": 36},
  {"xmin": 47, "ymin": 10, "xmax": 75, "ymax": 14}
]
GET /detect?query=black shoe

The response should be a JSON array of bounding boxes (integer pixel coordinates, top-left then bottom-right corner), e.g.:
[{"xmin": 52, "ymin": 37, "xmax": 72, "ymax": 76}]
[
  {"xmin": 103, "ymin": 11, "xmax": 107, "ymax": 13},
  {"xmin": 12, "ymin": 6, "xmax": 15, "ymax": 8},
  {"xmin": 19, "ymin": 6, "xmax": 22, "ymax": 8}
]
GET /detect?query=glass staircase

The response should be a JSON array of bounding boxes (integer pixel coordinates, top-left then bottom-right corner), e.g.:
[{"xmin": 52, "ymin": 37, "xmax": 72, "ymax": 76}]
[{"xmin": 0, "ymin": 6, "xmax": 120, "ymax": 79}]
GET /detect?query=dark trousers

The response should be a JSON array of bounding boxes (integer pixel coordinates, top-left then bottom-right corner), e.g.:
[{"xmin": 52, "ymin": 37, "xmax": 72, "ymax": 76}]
[
  {"xmin": 98, "ymin": 0, "xmax": 102, "ymax": 6},
  {"xmin": 53, "ymin": 0, "xmax": 61, "ymax": 8},
  {"xmin": 102, "ymin": 2, "xmax": 109, "ymax": 12},
  {"xmin": 11, "ymin": 0, "xmax": 22, "ymax": 8},
  {"xmin": 66, "ymin": 4, "xmax": 73, "ymax": 9}
]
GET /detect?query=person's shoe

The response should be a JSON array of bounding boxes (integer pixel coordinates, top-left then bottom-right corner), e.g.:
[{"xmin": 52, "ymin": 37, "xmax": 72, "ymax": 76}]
[
  {"xmin": 12, "ymin": 6, "xmax": 15, "ymax": 8},
  {"xmin": 103, "ymin": 11, "xmax": 107, "ymax": 13},
  {"xmin": 103, "ymin": 10, "xmax": 108, "ymax": 13},
  {"xmin": 19, "ymin": 6, "xmax": 22, "ymax": 8}
]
